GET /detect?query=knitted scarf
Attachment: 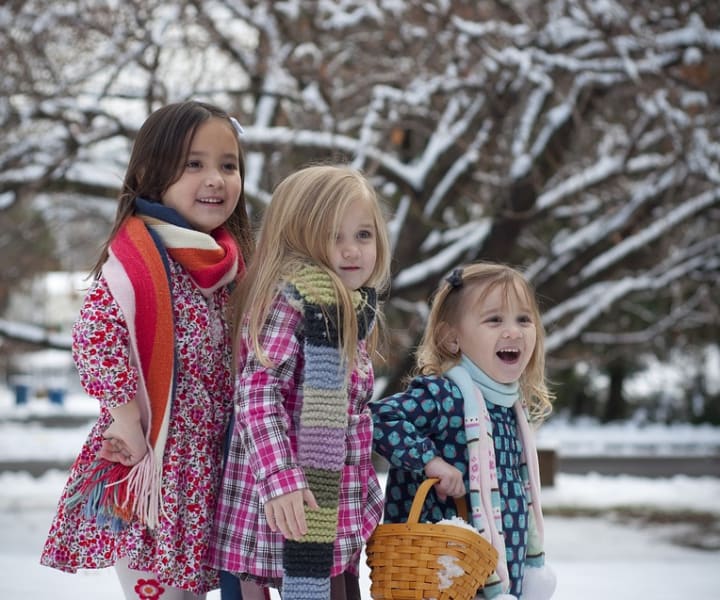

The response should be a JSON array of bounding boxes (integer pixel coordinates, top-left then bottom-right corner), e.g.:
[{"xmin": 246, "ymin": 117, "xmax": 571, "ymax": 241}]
[
  {"xmin": 446, "ymin": 355, "xmax": 545, "ymax": 598},
  {"xmin": 66, "ymin": 198, "xmax": 242, "ymax": 531},
  {"xmin": 281, "ymin": 265, "xmax": 376, "ymax": 600}
]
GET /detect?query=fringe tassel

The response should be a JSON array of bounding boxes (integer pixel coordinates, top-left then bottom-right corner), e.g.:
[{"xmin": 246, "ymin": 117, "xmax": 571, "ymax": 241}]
[{"xmin": 65, "ymin": 450, "xmax": 163, "ymax": 530}]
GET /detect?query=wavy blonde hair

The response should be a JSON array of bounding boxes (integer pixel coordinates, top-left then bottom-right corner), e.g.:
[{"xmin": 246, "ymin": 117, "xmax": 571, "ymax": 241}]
[
  {"xmin": 232, "ymin": 164, "xmax": 391, "ymax": 370},
  {"xmin": 416, "ymin": 262, "xmax": 553, "ymax": 421}
]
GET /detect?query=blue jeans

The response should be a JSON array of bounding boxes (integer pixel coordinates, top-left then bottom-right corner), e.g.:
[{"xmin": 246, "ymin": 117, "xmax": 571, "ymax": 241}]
[{"xmin": 219, "ymin": 570, "xmax": 242, "ymax": 600}]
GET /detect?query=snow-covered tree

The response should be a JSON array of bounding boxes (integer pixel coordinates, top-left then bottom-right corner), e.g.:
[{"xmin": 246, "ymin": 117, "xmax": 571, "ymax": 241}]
[{"xmin": 1, "ymin": 0, "xmax": 718, "ymax": 405}]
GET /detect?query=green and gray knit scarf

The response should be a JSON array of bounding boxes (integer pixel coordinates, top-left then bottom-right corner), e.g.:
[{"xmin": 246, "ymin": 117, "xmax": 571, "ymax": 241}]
[{"xmin": 282, "ymin": 265, "xmax": 376, "ymax": 600}]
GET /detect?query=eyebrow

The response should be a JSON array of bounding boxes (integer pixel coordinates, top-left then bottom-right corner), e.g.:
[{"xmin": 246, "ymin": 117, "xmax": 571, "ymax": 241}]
[
  {"xmin": 187, "ymin": 149, "xmax": 239, "ymax": 160},
  {"xmin": 475, "ymin": 301, "xmax": 532, "ymax": 317}
]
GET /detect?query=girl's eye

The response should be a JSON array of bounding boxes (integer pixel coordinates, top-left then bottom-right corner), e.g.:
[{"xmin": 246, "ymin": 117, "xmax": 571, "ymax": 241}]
[
  {"xmin": 357, "ymin": 229, "xmax": 374, "ymax": 240},
  {"xmin": 223, "ymin": 162, "xmax": 238, "ymax": 171},
  {"xmin": 186, "ymin": 160, "xmax": 202, "ymax": 169},
  {"xmin": 485, "ymin": 316, "xmax": 502, "ymax": 324},
  {"xmin": 519, "ymin": 315, "xmax": 533, "ymax": 324}
]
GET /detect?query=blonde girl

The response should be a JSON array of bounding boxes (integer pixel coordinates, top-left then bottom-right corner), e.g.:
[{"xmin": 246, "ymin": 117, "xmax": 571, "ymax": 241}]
[
  {"xmin": 372, "ymin": 262, "xmax": 556, "ymax": 600},
  {"xmin": 208, "ymin": 165, "xmax": 391, "ymax": 600}
]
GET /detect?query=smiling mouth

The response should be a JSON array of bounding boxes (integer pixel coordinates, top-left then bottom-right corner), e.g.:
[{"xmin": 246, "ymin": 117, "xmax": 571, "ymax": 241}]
[
  {"xmin": 197, "ymin": 197, "xmax": 223, "ymax": 204},
  {"xmin": 497, "ymin": 349, "xmax": 520, "ymax": 363}
]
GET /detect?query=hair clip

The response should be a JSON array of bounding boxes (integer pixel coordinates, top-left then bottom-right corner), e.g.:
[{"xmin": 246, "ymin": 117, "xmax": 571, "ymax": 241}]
[
  {"xmin": 445, "ymin": 268, "xmax": 464, "ymax": 289},
  {"xmin": 230, "ymin": 116, "xmax": 244, "ymax": 135}
]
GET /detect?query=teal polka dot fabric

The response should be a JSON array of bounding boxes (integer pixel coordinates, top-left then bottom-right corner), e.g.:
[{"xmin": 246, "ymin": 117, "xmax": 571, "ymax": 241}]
[
  {"xmin": 371, "ymin": 375, "xmax": 533, "ymax": 598},
  {"xmin": 488, "ymin": 402, "xmax": 528, "ymax": 596},
  {"xmin": 371, "ymin": 376, "xmax": 469, "ymax": 524}
]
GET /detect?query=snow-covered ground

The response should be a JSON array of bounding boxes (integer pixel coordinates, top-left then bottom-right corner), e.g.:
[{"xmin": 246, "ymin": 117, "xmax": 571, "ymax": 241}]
[{"xmin": 1, "ymin": 388, "xmax": 719, "ymax": 599}]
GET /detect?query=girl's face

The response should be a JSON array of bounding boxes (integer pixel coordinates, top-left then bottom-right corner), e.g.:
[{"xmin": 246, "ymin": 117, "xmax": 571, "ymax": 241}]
[
  {"xmin": 448, "ymin": 282, "xmax": 537, "ymax": 384},
  {"xmin": 161, "ymin": 117, "xmax": 242, "ymax": 233},
  {"xmin": 330, "ymin": 195, "xmax": 378, "ymax": 290}
]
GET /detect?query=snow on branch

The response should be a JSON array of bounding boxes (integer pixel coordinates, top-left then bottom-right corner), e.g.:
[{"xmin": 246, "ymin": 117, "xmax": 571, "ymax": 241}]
[
  {"xmin": 577, "ymin": 187, "xmax": 720, "ymax": 282},
  {"xmin": 526, "ymin": 167, "xmax": 680, "ymax": 284},
  {"xmin": 544, "ymin": 250, "xmax": 715, "ymax": 352},
  {"xmin": 511, "ymin": 82, "xmax": 552, "ymax": 166},
  {"xmin": 404, "ymin": 96, "xmax": 485, "ymax": 192},
  {"xmin": 423, "ymin": 120, "xmax": 492, "ymax": 218},
  {"xmin": 393, "ymin": 220, "xmax": 491, "ymax": 290},
  {"xmin": 451, "ymin": 16, "xmax": 531, "ymax": 41},
  {"xmin": 581, "ymin": 287, "xmax": 714, "ymax": 345},
  {"xmin": 536, "ymin": 155, "xmax": 625, "ymax": 211},
  {"xmin": 654, "ymin": 13, "xmax": 720, "ymax": 50},
  {"xmin": 242, "ymin": 126, "xmax": 410, "ymax": 182}
]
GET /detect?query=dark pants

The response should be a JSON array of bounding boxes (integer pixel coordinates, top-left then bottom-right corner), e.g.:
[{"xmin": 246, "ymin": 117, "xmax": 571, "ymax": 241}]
[
  {"xmin": 219, "ymin": 570, "xmax": 243, "ymax": 600},
  {"xmin": 330, "ymin": 572, "xmax": 361, "ymax": 600}
]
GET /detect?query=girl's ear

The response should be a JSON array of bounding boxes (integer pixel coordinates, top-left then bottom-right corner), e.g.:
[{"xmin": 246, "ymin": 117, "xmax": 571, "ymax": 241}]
[{"xmin": 438, "ymin": 322, "xmax": 459, "ymax": 355}]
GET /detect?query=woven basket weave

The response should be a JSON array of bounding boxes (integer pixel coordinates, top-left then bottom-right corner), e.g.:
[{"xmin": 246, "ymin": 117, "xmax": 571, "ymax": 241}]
[{"xmin": 366, "ymin": 478, "xmax": 498, "ymax": 600}]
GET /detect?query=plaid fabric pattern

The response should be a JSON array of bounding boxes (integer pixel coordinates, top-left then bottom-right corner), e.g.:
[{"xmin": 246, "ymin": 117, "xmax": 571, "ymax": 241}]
[{"xmin": 208, "ymin": 293, "xmax": 383, "ymax": 587}]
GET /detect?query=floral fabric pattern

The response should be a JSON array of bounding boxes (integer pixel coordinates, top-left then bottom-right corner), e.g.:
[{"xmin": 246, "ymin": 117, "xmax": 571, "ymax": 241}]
[{"xmin": 40, "ymin": 260, "xmax": 235, "ymax": 595}]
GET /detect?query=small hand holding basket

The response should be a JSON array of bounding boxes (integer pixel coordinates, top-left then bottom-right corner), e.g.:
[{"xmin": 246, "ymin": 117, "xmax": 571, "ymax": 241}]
[{"xmin": 366, "ymin": 477, "xmax": 498, "ymax": 600}]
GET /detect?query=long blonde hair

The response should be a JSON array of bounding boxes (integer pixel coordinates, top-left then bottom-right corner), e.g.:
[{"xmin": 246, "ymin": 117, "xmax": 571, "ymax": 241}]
[
  {"xmin": 416, "ymin": 262, "xmax": 553, "ymax": 421},
  {"xmin": 233, "ymin": 164, "xmax": 391, "ymax": 369}
]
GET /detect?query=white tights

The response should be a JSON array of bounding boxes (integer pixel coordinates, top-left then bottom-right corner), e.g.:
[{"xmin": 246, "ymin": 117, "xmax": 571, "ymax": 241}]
[{"xmin": 115, "ymin": 557, "xmax": 207, "ymax": 600}]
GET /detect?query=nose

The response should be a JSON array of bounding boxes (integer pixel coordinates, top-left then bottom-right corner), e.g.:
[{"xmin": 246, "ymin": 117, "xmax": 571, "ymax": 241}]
[
  {"xmin": 205, "ymin": 168, "xmax": 224, "ymax": 187},
  {"xmin": 503, "ymin": 324, "xmax": 522, "ymax": 339},
  {"xmin": 341, "ymin": 242, "xmax": 360, "ymax": 259}
]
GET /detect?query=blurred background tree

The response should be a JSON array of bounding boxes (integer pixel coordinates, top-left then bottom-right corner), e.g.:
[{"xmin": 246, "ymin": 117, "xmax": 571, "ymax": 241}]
[{"xmin": 1, "ymin": 0, "xmax": 718, "ymax": 420}]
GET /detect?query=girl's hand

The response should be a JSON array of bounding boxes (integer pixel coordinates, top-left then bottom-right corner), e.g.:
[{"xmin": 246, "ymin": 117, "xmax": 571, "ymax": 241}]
[
  {"xmin": 98, "ymin": 401, "xmax": 147, "ymax": 466},
  {"xmin": 265, "ymin": 488, "xmax": 319, "ymax": 541},
  {"xmin": 424, "ymin": 457, "xmax": 465, "ymax": 500}
]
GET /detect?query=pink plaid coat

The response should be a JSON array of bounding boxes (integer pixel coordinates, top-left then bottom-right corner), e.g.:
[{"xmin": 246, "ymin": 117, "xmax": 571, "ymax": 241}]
[{"xmin": 207, "ymin": 293, "xmax": 383, "ymax": 587}]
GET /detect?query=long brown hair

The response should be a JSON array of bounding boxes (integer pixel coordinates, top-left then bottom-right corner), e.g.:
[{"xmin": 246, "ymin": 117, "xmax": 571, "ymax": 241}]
[{"xmin": 92, "ymin": 100, "xmax": 253, "ymax": 275}]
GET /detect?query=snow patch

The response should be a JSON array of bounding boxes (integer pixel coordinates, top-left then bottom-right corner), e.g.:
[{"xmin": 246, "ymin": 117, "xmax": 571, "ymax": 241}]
[{"xmin": 436, "ymin": 554, "xmax": 465, "ymax": 590}]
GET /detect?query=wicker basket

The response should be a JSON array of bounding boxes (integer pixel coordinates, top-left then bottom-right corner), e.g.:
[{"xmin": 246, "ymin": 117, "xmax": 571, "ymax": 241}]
[{"xmin": 366, "ymin": 478, "xmax": 498, "ymax": 600}]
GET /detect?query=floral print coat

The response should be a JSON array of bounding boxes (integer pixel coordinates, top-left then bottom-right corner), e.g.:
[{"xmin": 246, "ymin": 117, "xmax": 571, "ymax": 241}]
[{"xmin": 40, "ymin": 260, "xmax": 235, "ymax": 594}]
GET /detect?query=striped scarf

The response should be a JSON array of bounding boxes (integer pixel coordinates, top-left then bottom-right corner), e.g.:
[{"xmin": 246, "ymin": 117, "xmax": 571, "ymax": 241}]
[
  {"xmin": 282, "ymin": 266, "xmax": 376, "ymax": 600},
  {"xmin": 446, "ymin": 356, "xmax": 545, "ymax": 597},
  {"xmin": 66, "ymin": 198, "xmax": 242, "ymax": 531}
]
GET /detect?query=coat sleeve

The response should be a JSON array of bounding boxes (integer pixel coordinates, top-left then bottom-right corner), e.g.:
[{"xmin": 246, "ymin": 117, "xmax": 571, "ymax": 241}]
[
  {"xmin": 71, "ymin": 276, "xmax": 138, "ymax": 410},
  {"xmin": 235, "ymin": 295, "xmax": 306, "ymax": 504},
  {"xmin": 370, "ymin": 375, "xmax": 462, "ymax": 473}
]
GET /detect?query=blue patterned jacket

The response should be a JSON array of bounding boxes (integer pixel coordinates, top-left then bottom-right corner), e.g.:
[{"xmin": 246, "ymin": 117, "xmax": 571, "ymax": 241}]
[{"xmin": 370, "ymin": 375, "xmax": 470, "ymax": 523}]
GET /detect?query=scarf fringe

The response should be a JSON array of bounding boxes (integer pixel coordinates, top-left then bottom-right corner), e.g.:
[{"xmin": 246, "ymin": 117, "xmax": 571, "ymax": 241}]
[{"xmin": 65, "ymin": 449, "xmax": 162, "ymax": 531}]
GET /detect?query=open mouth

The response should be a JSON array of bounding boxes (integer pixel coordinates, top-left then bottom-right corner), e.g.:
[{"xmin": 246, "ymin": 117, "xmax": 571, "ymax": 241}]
[
  {"xmin": 496, "ymin": 349, "xmax": 520, "ymax": 364},
  {"xmin": 197, "ymin": 197, "xmax": 223, "ymax": 204}
]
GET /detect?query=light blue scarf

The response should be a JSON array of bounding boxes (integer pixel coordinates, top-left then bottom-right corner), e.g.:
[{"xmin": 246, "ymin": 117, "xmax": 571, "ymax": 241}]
[{"xmin": 459, "ymin": 354, "xmax": 519, "ymax": 407}]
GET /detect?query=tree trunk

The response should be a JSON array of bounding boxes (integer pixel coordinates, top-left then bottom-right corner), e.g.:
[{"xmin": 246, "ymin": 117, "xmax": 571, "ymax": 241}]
[{"xmin": 603, "ymin": 360, "xmax": 627, "ymax": 422}]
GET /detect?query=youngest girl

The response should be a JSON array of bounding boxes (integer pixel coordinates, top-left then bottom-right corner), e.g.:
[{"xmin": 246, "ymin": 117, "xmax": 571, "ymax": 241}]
[{"xmin": 372, "ymin": 262, "xmax": 556, "ymax": 600}]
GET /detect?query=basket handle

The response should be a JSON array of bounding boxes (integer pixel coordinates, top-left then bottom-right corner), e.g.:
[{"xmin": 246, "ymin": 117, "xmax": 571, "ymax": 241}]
[{"xmin": 407, "ymin": 477, "xmax": 470, "ymax": 524}]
